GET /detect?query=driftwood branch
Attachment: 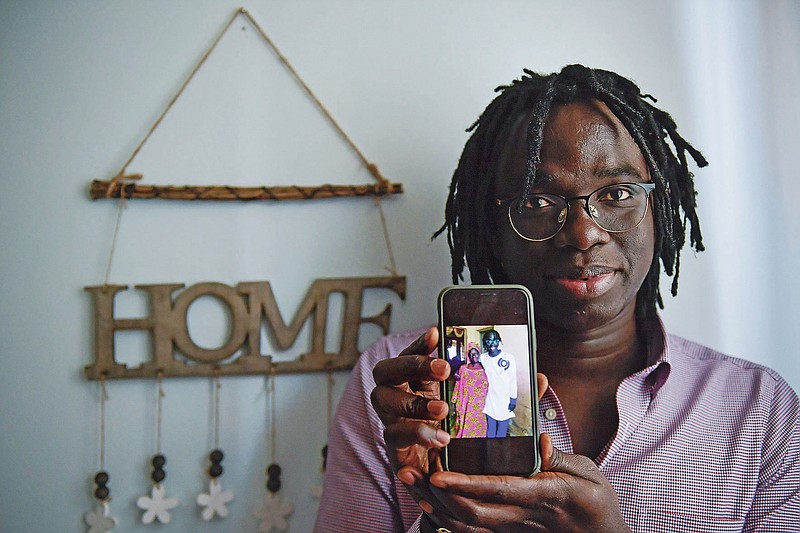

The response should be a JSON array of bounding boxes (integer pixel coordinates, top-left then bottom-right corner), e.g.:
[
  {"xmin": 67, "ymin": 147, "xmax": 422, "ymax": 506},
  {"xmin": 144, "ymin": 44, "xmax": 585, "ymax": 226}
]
[{"xmin": 90, "ymin": 179, "xmax": 403, "ymax": 201}]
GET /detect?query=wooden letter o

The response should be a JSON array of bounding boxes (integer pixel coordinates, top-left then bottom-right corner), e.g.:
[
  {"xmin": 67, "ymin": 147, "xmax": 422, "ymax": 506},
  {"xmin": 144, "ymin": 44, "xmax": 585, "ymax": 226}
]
[{"xmin": 171, "ymin": 282, "xmax": 248, "ymax": 363}]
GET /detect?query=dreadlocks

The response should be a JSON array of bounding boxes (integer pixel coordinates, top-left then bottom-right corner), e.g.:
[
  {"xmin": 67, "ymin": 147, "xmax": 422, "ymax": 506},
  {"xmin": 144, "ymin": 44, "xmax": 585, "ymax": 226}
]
[{"xmin": 434, "ymin": 64, "xmax": 708, "ymax": 324}]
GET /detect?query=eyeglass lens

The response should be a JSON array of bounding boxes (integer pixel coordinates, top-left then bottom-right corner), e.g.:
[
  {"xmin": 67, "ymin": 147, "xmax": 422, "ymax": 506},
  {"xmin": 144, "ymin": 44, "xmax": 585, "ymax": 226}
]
[{"xmin": 509, "ymin": 183, "xmax": 652, "ymax": 241}]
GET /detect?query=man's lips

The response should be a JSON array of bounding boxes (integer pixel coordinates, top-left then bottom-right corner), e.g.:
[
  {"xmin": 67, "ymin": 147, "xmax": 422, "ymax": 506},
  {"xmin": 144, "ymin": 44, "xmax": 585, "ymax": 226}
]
[{"xmin": 547, "ymin": 266, "xmax": 618, "ymax": 298}]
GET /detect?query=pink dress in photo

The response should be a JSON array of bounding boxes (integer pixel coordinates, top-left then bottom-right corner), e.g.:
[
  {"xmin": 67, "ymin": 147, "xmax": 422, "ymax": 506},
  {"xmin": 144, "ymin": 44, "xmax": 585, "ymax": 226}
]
[{"xmin": 450, "ymin": 364, "xmax": 489, "ymax": 438}]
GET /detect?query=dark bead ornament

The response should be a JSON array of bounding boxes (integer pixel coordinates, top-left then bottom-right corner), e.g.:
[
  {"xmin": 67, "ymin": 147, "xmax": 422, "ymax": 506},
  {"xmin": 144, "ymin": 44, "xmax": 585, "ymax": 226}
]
[
  {"xmin": 93, "ymin": 470, "xmax": 111, "ymax": 501},
  {"xmin": 208, "ymin": 448, "xmax": 224, "ymax": 478},
  {"xmin": 151, "ymin": 454, "xmax": 166, "ymax": 484},
  {"xmin": 321, "ymin": 445, "xmax": 328, "ymax": 471},
  {"xmin": 266, "ymin": 463, "xmax": 282, "ymax": 493}
]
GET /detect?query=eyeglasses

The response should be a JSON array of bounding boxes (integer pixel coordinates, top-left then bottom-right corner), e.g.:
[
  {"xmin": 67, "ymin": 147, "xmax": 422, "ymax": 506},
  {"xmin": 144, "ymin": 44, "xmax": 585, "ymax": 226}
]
[{"xmin": 496, "ymin": 182, "xmax": 656, "ymax": 242}]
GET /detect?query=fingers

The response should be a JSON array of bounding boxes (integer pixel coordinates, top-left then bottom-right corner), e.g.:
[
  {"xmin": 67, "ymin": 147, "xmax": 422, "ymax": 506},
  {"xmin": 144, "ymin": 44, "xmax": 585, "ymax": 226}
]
[
  {"xmin": 424, "ymin": 511, "xmax": 495, "ymax": 533},
  {"xmin": 384, "ymin": 419, "xmax": 450, "ymax": 451},
  {"xmin": 536, "ymin": 373, "xmax": 548, "ymax": 401},
  {"xmin": 425, "ymin": 477, "xmax": 544, "ymax": 532},
  {"xmin": 373, "ymin": 328, "xmax": 447, "ymax": 388},
  {"xmin": 371, "ymin": 376, "xmax": 449, "ymax": 420},
  {"xmin": 539, "ymin": 433, "xmax": 601, "ymax": 481},
  {"xmin": 429, "ymin": 471, "xmax": 518, "ymax": 503},
  {"xmin": 397, "ymin": 460, "xmax": 472, "ymax": 531},
  {"xmin": 398, "ymin": 326, "xmax": 439, "ymax": 357},
  {"xmin": 373, "ymin": 355, "xmax": 450, "ymax": 388},
  {"xmin": 428, "ymin": 440, "xmax": 602, "ymax": 504},
  {"xmin": 423, "ymin": 434, "xmax": 622, "ymax": 532}
]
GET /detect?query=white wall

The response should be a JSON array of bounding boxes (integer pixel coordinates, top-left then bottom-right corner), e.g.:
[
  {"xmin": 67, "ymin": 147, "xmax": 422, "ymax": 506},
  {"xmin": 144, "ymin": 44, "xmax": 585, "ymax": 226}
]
[{"xmin": 1, "ymin": 1, "xmax": 797, "ymax": 531}]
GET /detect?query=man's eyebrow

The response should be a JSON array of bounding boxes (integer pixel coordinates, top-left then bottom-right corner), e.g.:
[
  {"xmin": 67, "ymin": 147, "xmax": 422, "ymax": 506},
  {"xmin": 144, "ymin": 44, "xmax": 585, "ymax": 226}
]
[
  {"xmin": 532, "ymin": 171, "xmax": 557, "ymax": 184},
  {"xmin": 596, "ymin": 165, "xmax": 644, "ymax": 179}
]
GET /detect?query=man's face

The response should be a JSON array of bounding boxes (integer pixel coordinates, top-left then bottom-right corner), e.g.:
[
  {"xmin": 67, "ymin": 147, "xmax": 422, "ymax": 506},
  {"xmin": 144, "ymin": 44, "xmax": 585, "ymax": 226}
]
[
  {"xmin": 491, "ymin": 100, "xmax": 655, "ymax": 333},
  {"xmin": 483, "ymin": 331, "xmax": 501, "ymax": 354}
]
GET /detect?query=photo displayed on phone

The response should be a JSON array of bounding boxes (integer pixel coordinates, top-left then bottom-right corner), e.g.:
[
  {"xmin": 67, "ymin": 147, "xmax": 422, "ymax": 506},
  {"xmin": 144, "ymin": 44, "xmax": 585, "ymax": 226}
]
[{"xmin": 443, "ymin": 324, "xmax": 534, "ymax": 440}]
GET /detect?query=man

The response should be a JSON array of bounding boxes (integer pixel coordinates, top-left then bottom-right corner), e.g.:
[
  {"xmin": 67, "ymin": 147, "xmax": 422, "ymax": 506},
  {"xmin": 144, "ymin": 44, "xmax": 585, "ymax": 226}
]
[
  {"xmin": 314, "ymin": 65, "xmax": 800, "ymax": 532},
  {"xmin": 446, "ymin": 338, "xmax": 463, "ymax": 376},
  {"xmin": 478, "ymin": 329, "xmax": 517, "ymax": 438}
]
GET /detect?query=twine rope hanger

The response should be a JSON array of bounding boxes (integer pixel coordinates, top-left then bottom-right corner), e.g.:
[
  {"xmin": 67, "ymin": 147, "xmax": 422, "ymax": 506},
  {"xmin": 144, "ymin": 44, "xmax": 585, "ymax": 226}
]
[
  {"xmin": 104, "ymin": 6, "xmax": 395, "ymax": 197},
  {"xmin": 101, "ymin": 6, "xmax": 400, "ymax": 283},
  {"xmin": 98, "ymin": 377, "xmax": 108, "ymax": 471}
]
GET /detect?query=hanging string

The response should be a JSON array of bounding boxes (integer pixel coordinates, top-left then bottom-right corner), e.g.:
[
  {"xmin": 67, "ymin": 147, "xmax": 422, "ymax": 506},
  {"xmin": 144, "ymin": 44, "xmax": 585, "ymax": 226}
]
[
  {"xmin": 98, "ymin": 8, "xmax": 401, "ymax": 287},
  {"xmin": 240, "ymin": 8, "xmax": 386, "ymax": 185},
  {"xmin": 156, "ymin": 373, "xmax": 165, "ymax": 454},
  {"xmin": 101, "ymin": 201, "xmax": 125, "ymax": 287},
  {"xmin": 213, "ymin": 373, "xmax": 221, "ymax": 450},
  {"xmin": 109, "ymin": 12, "xmax": 241, "ymax": 194},
  {"xmin": 326, "ymin": 371, "xmax": 334, "ymax": 436},
  {"xmin": 98, "ymin": 377, "xmax": 108, "ymax": 471},
  {"xmin": 373, "ymin": 197, "xmax": 399, "ymax": 277},
  {"xmin": 100, "ymin": 10, "xmax": 244, "ymax": 282},
  {"xmin": 269, "ymin": 369, "xmax": 277, "ymax": 464},
  {"xmin": 246, "ymin": 4, "xmax": 399, "ymax": 272},
  {"xmin": 107, "ymin": 7, "xmax": 387, "ymax": 194}
]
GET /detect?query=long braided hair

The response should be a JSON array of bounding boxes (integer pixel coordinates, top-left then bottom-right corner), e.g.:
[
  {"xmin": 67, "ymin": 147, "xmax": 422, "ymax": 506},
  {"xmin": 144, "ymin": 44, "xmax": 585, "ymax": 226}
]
[{"xmin": 434, "ymin": 65, "xmax": 708, "ymax": 325}]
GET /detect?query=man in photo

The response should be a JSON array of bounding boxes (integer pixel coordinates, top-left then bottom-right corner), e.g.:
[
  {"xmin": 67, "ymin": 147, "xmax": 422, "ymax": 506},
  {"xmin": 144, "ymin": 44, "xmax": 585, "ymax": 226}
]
[{"xmin": 478, "ymin": 329, "xmax": 517, "ymax": 438}]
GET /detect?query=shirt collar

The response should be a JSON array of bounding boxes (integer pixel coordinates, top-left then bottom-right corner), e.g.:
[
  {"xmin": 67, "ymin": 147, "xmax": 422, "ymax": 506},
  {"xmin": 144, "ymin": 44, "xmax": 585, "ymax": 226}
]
[{"xmin": 637, "ymin": 316, "xmax": 672, "ymax": 396}]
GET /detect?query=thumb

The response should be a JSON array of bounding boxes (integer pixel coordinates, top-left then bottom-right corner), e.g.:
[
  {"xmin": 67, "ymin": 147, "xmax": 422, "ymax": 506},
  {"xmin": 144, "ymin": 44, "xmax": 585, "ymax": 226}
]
[{"xmin": 539, "ymin": 433, "xmax": 599, "ymax": 480}]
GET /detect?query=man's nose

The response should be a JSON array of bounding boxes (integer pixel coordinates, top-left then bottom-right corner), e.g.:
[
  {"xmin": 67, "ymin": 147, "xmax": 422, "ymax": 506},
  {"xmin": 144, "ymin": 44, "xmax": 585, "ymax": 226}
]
[{"xmin": 553, "ymin": 200, "xmax": 610, "ymax": 250}]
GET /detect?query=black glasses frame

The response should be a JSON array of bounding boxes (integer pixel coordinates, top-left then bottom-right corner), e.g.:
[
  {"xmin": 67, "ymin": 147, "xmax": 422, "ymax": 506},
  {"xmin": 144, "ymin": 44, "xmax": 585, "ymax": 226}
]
[{"xmin": 495, "ymin": 182, "xmax": 656, "ymax": 242}]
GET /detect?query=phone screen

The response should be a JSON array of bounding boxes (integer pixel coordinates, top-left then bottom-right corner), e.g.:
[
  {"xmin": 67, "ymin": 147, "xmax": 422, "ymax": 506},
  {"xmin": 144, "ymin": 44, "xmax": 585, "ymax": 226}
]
[{"xmin": 438, "ymin": 285, "xmax": 540, "ymax": 476}]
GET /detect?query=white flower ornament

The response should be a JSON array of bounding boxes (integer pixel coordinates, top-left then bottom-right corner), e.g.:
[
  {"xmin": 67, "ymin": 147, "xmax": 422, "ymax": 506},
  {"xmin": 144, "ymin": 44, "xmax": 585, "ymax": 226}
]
[
  {"xmin": 137, "ymin": 484, "xmax": 179, "ymax": 524},
  {"xmin": 197, "ymin": 478, "xmax": 234, "ymax": 520},
  {"xmin": 84, "ymin": 502, "xmax": 116, "ymax": 532},
  {"xmin": 253, "ymin": 493, "xmax": 293, "ymax": 532}
]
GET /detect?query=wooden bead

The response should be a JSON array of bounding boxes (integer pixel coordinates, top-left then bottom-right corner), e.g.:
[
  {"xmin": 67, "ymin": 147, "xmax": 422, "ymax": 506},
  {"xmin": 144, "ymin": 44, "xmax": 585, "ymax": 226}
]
[
  {"xmin": 151, "ymin": 468, "xmax": 166, "ymax": 483},
  {"xmin": 266, "ymin": 477, "xmax": 281, "ymax": 493}
]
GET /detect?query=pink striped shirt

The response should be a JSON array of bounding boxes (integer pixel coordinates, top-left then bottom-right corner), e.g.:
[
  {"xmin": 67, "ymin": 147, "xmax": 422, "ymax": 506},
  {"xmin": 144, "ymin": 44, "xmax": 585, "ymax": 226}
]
[{"xmin": 314, "ymin": 325, "xmax": 800, "ymax": 532}]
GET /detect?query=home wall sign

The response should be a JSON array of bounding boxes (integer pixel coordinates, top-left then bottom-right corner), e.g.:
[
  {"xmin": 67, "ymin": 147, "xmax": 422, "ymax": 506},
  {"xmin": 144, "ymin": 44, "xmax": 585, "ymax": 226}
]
[
  {"xmin": 83, "ymin": 11, "xmax": 407, "ymax": 530},
  {"xmin": 85, "ymin": 276, "xmax": 406, "ymax": 380}
]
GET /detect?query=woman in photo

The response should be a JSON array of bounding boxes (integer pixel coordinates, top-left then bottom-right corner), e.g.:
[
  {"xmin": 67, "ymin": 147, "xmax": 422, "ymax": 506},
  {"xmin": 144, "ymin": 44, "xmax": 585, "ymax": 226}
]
[{"xmin": 449, "ymin": 342, "xmax": 488, "ymax": 438}]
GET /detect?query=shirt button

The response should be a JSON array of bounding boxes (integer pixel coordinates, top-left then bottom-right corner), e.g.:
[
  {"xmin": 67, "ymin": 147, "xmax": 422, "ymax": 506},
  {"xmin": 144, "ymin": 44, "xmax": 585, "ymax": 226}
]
[{"xmin": 545, "ymin": 408, "xmax": 557, "ymax": 420}]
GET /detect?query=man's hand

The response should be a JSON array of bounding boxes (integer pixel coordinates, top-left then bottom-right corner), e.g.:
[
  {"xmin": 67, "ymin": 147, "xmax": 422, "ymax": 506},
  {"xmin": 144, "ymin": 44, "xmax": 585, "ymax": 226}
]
[
  {"xmin": 508, "ymin": 397, "xmax": 517, "ymax": 412},
  {"xmin": 370, "ymin": 327, "xmax": 451, "ymax": 508},
  {"xmin": 422, "ymin": 433, "xmax": 632, "ymax": 532}
]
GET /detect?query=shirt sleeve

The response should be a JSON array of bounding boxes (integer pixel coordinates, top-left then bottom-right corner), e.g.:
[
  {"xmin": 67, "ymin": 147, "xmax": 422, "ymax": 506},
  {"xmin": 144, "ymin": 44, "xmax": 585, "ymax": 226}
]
[
  {"xmin": 743, "ymin": 373, "xmax": 800, "ymax": 531},
  {"xmin": 314, "ymin": 333, "xmax": 422, "ymax": 532}
]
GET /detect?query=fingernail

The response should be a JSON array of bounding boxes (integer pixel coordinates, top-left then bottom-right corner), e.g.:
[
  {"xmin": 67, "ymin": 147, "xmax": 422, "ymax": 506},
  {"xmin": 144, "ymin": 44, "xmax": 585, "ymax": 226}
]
[
  {"xmin": 397, "ymin": 470, "xmax": 415, "ymax": 485},
  {"xmin": 435, "ymin": 429, "xmax": 450, "ymax": 446},
  {"xmin": 429, "ymin": 473, "xmax": 446, "ymax": 488},
  {"xmin": 427, "ymin": 400, "xmax": 447, "ymax": 418},
  {"xmin": 431, "ymin": 359, "xmax": 448, "ymax": 374},
  {"xmin": 419, "ymin": 500, "xmax": 434, "ymax": 514}
]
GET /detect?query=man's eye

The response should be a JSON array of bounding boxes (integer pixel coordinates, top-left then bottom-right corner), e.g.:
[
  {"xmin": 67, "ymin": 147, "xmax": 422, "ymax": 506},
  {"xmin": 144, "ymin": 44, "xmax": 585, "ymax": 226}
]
[
  {"xmin": 599, "ymin": 187, "xmax": 634, "ymax": 202},
  {"xmin": 522, "ymin": 196, "xmax": 554, "ymax": 209}
]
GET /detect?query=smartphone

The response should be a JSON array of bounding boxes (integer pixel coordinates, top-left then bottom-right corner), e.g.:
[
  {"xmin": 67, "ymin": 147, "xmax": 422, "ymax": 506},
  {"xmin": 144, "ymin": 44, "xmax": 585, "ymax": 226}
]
[{"xmin": 437, "ymin": 284, "xmax": 540, "ymax": 476}]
